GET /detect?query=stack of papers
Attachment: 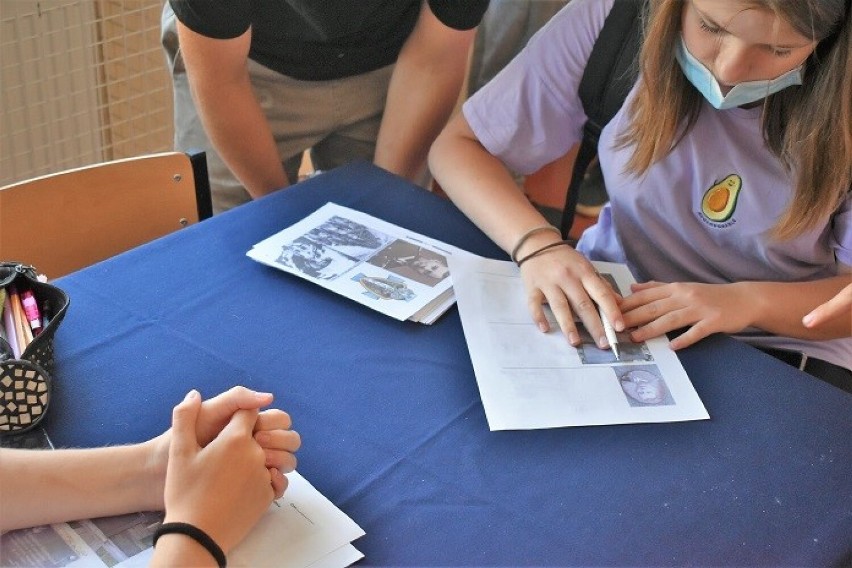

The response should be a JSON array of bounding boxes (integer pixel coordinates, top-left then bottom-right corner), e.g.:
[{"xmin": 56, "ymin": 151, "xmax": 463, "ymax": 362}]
[
  {"xmin": 0, "ymin": 471, "xmax": 365, "ymax": 568},
  {"xmin": 448, "ymin": 254, "xmax": 709, "ymax": 430},
  {"xmin": 248, "ymin": 203, "xmax": 467, "ymax": 324}
]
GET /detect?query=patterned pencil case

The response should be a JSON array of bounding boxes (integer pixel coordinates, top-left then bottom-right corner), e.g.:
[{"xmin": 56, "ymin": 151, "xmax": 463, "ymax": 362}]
[{"xmin": 0, "ymin": 262, "xmax": 70, "ymax": 435}]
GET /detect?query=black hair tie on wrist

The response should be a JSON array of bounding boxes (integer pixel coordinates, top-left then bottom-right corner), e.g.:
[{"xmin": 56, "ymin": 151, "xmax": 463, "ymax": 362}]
[
  {"xmin": 516, "ymin": 239, "xmax": 573, "ymax": 267},
  {"xmin": 153, "ymin": 522, "xmax": 227, "ymax": 568}
]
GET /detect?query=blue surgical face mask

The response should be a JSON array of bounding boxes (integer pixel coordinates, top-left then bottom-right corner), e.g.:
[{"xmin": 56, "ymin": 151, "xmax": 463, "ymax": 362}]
[{"xmin": 675, "ymin": 36, "xmax": 803, "ymax": 110}]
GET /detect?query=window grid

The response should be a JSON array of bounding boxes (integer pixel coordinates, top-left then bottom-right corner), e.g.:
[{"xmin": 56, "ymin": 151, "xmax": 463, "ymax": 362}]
[{"xmin": 1, "ymin": 1, "xmax": 172, "ymax": 186}]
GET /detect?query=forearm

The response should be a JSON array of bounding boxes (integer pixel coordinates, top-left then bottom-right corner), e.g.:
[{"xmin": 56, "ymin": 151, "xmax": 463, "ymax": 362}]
[
  {"xmin": 374, "ymin": 6, "xmax": 476, "ymax": 182},
  {"xmin": 0, "ymin": 440, "xmax": 164, "ymax": 531},
  {"xmin": 177, "ymin": 22, "xmax": 287, "ymax": 199},
  {"xmin": 429, "ymin": 116, "xmax": 556, "ymax": 255},
  {"xmin": 189, "ymin": 79, "xmax": 287, "ymax": 198},
  {"xmin": 739, "ymin": 275, "xmax": 852, "ymax": 339}
]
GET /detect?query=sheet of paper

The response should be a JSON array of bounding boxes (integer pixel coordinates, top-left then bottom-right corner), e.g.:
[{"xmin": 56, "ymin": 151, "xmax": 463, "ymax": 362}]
[
  {"xmin": 1, "ymin": 471, "xmax": 364, "ymax": 568},
  {"xmin": 248, "ymin": 203, "xmax": 468, "ymax": 323},
  {"xmin": 0, "ymin": 512, "xmax": 162, "ymax": 568},
  {"xmin": 225, "ymin": 471, "xmax": 365, "ymax": 568},
  {"xmin": 448, "ymin": 254, "xmax": 709, "ymax": 430},
  {"xmin": 305, "ymin": 544, "xmax": 364, "ymax": 568}
]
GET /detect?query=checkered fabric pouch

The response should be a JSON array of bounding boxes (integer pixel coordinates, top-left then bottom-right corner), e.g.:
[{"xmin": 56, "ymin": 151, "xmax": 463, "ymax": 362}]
[{"xmin": 0, "ymin": 262, "xmax": 70, "ymax": 435}]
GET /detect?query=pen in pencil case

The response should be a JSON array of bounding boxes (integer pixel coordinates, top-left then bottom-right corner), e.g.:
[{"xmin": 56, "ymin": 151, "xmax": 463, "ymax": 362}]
[
  {"xmin": 21, "ymin": 289, "xmax": 43, "ymax": 337},
  {"xmin": 7, "ymin": 285, "xmax": 32, "ymax": 350},
  {"xmin": 2, "ymin": 292, "xmax": 21, "ymax": 358},
  {"xmin": 41, "ymin": 300, "xmax": 52, "ymax": 329},
  {"xmin": 0, "ymin": 289, "xmax": 9, "ymax": 362}
]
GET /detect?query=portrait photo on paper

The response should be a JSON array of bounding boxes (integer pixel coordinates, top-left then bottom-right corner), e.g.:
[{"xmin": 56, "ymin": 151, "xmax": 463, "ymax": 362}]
[
  {"xmin": 615, "ymin": 365, "xmax": 675, "ymax": 407},
  {"xmin": 366, "ymin": 239, "xmax": 450, "ymax": 287}
]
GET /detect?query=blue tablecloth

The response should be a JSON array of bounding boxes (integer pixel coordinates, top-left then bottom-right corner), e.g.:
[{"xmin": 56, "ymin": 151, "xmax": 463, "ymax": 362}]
[{"xmin": 49, "ymin": 162, "xmax": 852, "ymax": 565}]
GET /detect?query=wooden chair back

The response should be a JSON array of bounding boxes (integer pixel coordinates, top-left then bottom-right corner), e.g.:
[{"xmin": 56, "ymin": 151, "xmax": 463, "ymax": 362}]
[{"xmin": 0, "ymin": 151, "xmax": 212, "ymax": 278}]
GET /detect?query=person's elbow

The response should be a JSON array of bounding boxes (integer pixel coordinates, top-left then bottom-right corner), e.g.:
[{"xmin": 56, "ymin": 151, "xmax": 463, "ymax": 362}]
[
  {"xmin": 427, "ymin": 122, "xmax": 451, "ymax": 178},
  {"xmin": 428, "ymin": 112, "xmax": 475, "ymax": 175}
]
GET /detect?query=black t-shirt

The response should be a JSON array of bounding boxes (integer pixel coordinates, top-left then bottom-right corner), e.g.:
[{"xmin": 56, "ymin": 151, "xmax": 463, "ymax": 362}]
[{"xmin": 170, "ymin": 0, "xmax": 489, "ymax": 81}]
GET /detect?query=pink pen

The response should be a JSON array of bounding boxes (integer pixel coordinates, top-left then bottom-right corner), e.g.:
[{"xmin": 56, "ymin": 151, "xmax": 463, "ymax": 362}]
[{"xmin": 20, "ymin": 289, "xmax": 43, "ymax": 337}]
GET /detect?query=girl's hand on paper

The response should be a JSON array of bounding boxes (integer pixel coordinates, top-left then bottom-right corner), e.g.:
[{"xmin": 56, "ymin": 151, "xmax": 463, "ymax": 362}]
[
  {"xmin": 519, "ymin": 245, "xmax": 623, "ymax": 347},
  {"xmin": 621, "ymin": 281, "xmax": 754, "ymax": 349},
  {"xmin": 161, "ymin": 391, "xmax": 276, "ymax": 555}
]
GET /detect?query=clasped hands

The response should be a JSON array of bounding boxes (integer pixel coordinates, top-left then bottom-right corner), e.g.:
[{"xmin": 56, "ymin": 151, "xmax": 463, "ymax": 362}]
[{"xmin": 150, "ymin": 386, "xmax": 301, "ymax": 554}]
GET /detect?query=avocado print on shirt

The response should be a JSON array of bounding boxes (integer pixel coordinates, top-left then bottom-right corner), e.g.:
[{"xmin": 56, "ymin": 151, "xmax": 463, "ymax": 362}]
[{"xmin": 701, "ymin": 174, "xmax": 741, "ymax": 223}]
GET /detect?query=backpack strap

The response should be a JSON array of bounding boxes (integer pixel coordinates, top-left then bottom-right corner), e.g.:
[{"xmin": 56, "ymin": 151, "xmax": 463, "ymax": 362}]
[{"xmin": 560, "ymin": 0, "xmax": 645, "ymax": 238}]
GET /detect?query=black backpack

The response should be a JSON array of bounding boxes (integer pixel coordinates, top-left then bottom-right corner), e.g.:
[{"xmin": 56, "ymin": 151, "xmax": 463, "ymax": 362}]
[{"xmin": 560, "ymin": 0, "xmax": 645, "ymax": 237}]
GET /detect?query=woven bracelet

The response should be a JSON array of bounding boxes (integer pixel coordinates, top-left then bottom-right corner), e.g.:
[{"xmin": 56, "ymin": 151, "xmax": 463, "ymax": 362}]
[
  {"xmin": 153, "ymin": 522, "xmax": 227, "ymax": 568},
  {"xmin": 516, "ymin": 240, "xmax": 573, "ymax": 267},
  {"xmin": 510, "ymin": 225, "xmax": 562, "ymax": 264}
]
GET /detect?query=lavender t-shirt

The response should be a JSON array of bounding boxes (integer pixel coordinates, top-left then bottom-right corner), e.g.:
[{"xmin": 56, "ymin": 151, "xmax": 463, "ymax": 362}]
[{"xmin": 463, "ymin": 0, "xmax": 852, "ymax": 369}]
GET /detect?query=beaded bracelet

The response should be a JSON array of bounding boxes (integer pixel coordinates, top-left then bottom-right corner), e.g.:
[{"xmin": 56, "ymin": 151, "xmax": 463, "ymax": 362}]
[
  {"xmin": 516, "ymin": 240, "xmax": 573, "ymax": 267},
  {"xmin": 510, "ymin": 225, "xmax": 562, "ymax": 264},
  {"xmin": 153, "ymin": 522, "xmax": 227, "ymax": 568}
]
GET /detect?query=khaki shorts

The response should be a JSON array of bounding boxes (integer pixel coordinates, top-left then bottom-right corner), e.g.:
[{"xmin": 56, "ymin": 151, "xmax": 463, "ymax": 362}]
[{"xmin": 162, "ymin": 4, "xmax": 392, "ymax": 214}]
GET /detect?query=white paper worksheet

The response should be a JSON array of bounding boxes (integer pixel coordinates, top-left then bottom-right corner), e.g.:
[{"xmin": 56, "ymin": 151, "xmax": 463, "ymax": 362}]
[
  {"xmin": 0, "ymin": 471, "xmax": 365, "ymax": 568},
  {"xmin": 248, "ymin": 203, "xmax": 468, "ymax": 323},
  {"xmin": 114, "ymin": 471, "xmax": 365, "ymax": 568},
  {"xmin": 448, "ymin": 254, "xmax": 709, "ymax": 431}
]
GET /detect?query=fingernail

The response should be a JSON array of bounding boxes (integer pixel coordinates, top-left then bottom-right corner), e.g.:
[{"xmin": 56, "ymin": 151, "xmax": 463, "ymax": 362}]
[
  {"xmin": 598, "ymin": 336, "xmax": 609, "ymax": 349},
  {"xmin": 802, "ymin": 313, "xmax": 814, "ymax": 326},
  {"xmin": 614, "ymin": 319, "xmax": 625, "ymax": 332},
  {"xmin": 255, "ymin": 391, "xmax": 273, "ymax": 400},
  {"xmin": 568, "ymin": 332, "xmax": 579, "ymax": 345},
  {"xmin": 185, "ymin": 389, "xmax": 199, "ymax": 400},
  {"xmin": 538, "ymin": 322, "xmax": 549, "ymax": 333}
]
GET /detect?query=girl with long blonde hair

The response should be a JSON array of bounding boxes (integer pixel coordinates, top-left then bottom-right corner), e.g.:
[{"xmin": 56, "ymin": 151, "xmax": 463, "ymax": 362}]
[{"xmin": 429, "ymin": 0, "xmax": 851, "ymax": 387}]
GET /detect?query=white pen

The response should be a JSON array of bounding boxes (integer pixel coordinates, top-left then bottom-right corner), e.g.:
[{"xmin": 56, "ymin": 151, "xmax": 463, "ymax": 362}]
[{"xmin": 598, "ymin": 306, "xmax": 621, "ymax": 361}]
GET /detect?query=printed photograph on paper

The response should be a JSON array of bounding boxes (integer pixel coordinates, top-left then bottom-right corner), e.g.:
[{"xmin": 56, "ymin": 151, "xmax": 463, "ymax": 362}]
[
  {"xmin": 275, "ymin": 237, "xmax": 360, "ymax": 280},
  {"xmin": 615, "ymin": 365, "xmax": 674, "ymax": 407},
  {"xmin": 576, "ymin": 323, "xmax": 653, "ymax": 364},
  {"xmin": 598, "ymin": 272, "xmax": 623, "ymax": 295},
  {"xmin": 351, "ymin": 273, "xmax": 416, "ymax": 301},
  {"xmin": 247, "ymin": 203, "xmax": 461, "ymax": 323},
  {"xmin": 367, "ymin": 239, "xmax": 450, "ymax": 287},
  {"xmin": 303, "ymin": 216, "xmax": 394, "ymax": 261},
  {"xmin": 0, "ymin": 511, "xmax": 163, "ymax": 568},
  {"xmin": 69, "ymin": 512, "xmax": 162, "ymax": 566},
  {"xmin": 0, "ymin": 524, "xmax": 79, "ymax": 567}
]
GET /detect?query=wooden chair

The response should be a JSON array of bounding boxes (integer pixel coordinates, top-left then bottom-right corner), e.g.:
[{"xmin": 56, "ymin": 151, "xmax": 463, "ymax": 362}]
[{"xmin": 0, "ymin": 150, "xmax": 213, "ymax": 278}]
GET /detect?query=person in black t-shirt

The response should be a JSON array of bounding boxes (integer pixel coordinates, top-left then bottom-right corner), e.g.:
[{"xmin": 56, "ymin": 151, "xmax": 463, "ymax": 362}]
[{"xmin": 162, "ymin": 1, "xmax": 489, "ymax": 214}]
